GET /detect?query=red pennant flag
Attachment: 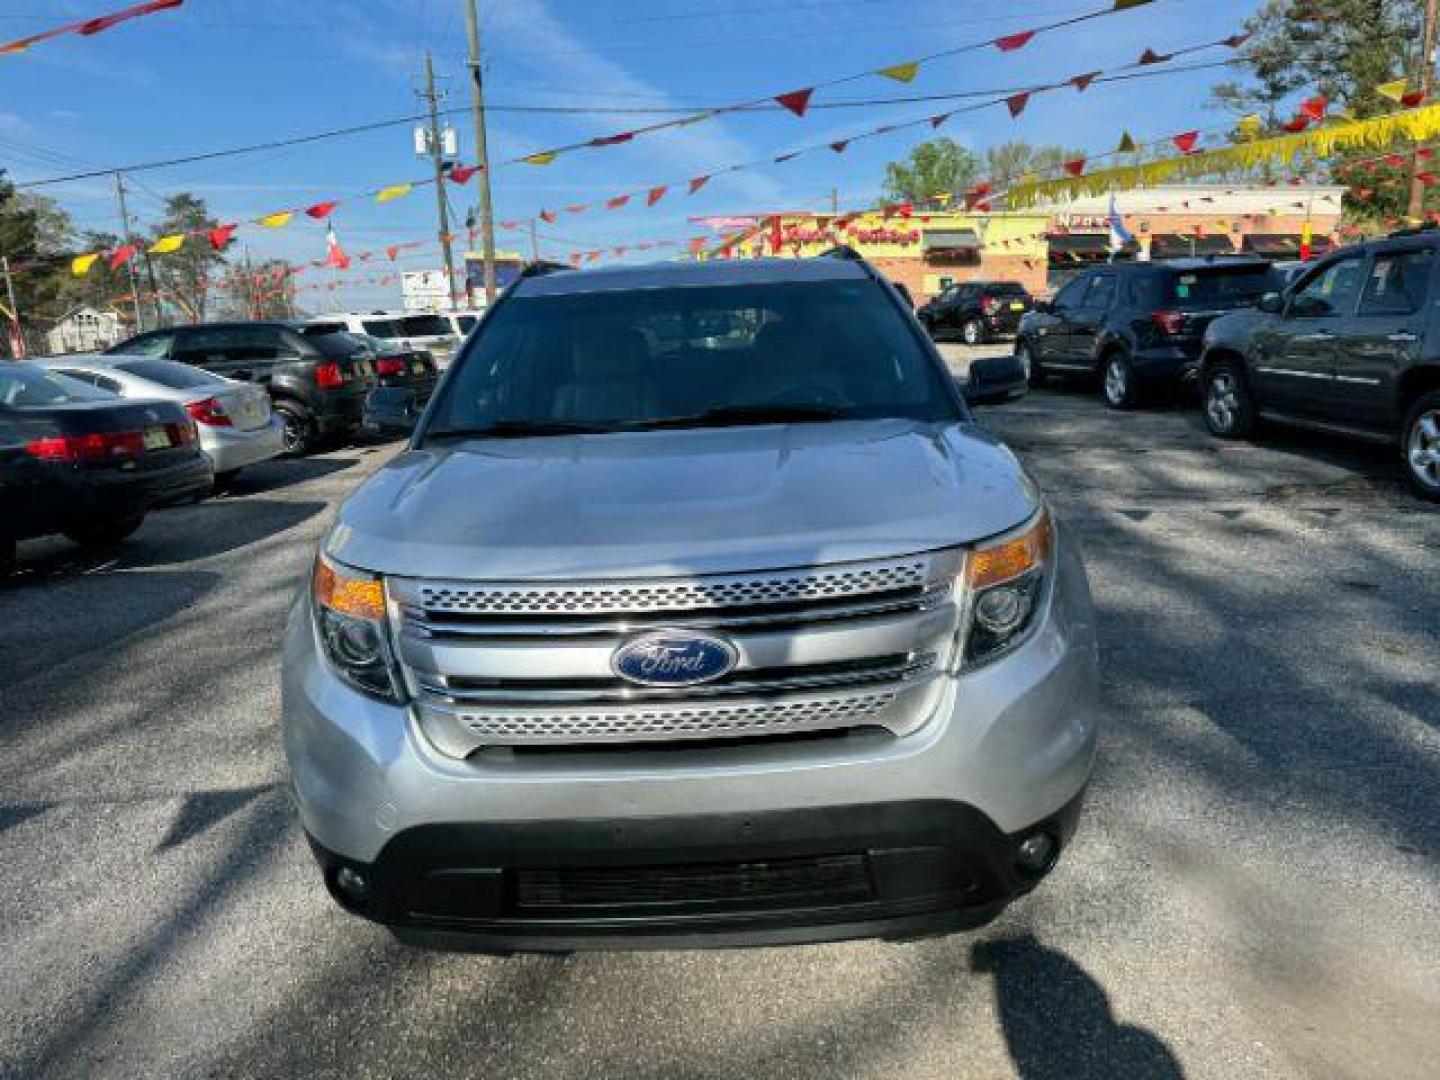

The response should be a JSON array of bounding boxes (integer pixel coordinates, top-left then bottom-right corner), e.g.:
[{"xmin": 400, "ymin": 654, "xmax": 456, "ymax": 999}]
[
  {"xmin": 1402, "ymin": 90, "xmax": 1428, "ymax": 107},
  {"xmin": 1223, "ymin": 32, "xmax": 1250, "ymax": 47},
  {"xmin": 994, "ymin": 30, "xmax": 1035, "ymax": 52},
  {"xmin": 974, "ymin": 200, "xmax": 992, "ymax": 213},
  {"xmin": 1419, "ymin": 148, "xmax": 1435, "ymax": 160},
  {"xmin": 569, "ymin": 253, "xmax": 582, "ymax": 267},
  {"xmin": 305, "ymin": 201, "xmax": 338, "ymax": 219},
  {"xmin": 606, "ymin": 195, "xmax": 631, "ymax": 210},
  {"xmin": 1299, "ymin": 95, "xmax": 1328, "ymax": 121},
  {"xmin": 973, "ymin": 182, "xmax": 994, "ymax": 198},
  {"xmin": 829, "ymin": 140, "xmax": 850, "ymax": 153},
  {"xmin": 1172, "ymin": 131, "xmax": 1199, "ymax": 153},
  {"xmin": 565, "ymin": 204, "xmax": 588, "ymax": 214},
  {"xmin": 613, "ymin": 246, "xmax": 627, "ymax": 257},
  {"xmin": 646, "ymin": 185, "xmax": 668, "ymax": 206},
  {"xmin": 637, "ymin": 242, "xmax": 653, "ymax": 251},
  {"xmin": 1282, "ymin": 116, "xmax": 1310, "ymax": 133},
  {"xmin": 207, "ymin": 223, "xmax": 237, "ymax": 250},
  {"xmin": 774, "ymin": 88, "xmax": 814, "ymax": 116},
  {"xmin": 1137, "ymin": 48, "xmax": 1171, "ymax": 65},
  {"xmin": 688, "ymin": 175, "xmax": 710, "ymax": 194},
  {"xmin": 385, "ymin": 245, "xmax": 400, "ymax": 261},
  {"xmin": 1384, "ymin": 153, "xmax": 1407, "ymax": 167},
  {"xmin": 1063, "ymin": 158, "xmax": 1086, "ymax": 177},
  {"xmin": 689, "ymin": 238, "xmax": 707, "ymax": 254},
  {"xmin": 1006, "ymin": 92, "xmax": 1030, "ymax": 118},
  {"xmin": 1071, "ymin": 71, "xmax": 1100, "ymax": 91},
  {"xmin": 929, "ymin": 114, "xmax": 950, "ymax": 129},
  {"xmin": 77, "ymin": 0, "xmax": 182, "ymax": 37},
  {"xmin": 108, "ymin": 244, "xmax": 137, "ymax": 270},
  {"xmin": 586, "ymin": 251, "xmax": 601, "ymax": 263},
  {"xmin": 448, "ymin": 164, "xmax": 479, "ymax": 183},
  {"xmin": 589, "ymin": 131, "xmax": 635, "ymax": 147},
  {"xmin": 539, "ymin": 209, "xmax": 556, "ymax": 223},
  {"xmin": 1418, "ymin": 171, "xmax": 1437, "ymax": 185}
]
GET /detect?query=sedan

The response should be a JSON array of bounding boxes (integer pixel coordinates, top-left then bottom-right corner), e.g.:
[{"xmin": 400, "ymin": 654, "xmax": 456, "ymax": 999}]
[{"xmin": 39, "ymin": 356, "xmax": 285, "ymax": 486}]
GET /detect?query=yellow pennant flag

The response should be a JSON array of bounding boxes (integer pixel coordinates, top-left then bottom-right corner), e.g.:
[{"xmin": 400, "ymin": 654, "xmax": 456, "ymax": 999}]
[
  {"xmin": 150, "ymin": 233, "xmax": 185, "ymax": 254},
  {"xmin": 522, "ymin": 151, "xmax": 557, "ymax": 166},
  {"xmin": 1236, "ymin": 114, "xmax": 1262, "ymax": 137},
  {"xmin": 259, "ymin": 211, "xmax": 293, "ymax": 228},
  {"xmin": 1377, "ymin": 79, "xmax": 1408, "ymax": 104},
  {"xmin": 375, "ymin": 183, "xmax": 413, "ymax": 203},
  {"xmin": 1117, "ymin": 131, "xmax": 1137, "ymax": 152},
  {"xmin": 71, "ymin": 252, "xmax": 100, "ymax": 277},
  {"xmin": 878, "ymin": 61, "xmax": 920, "ymax": 84}
]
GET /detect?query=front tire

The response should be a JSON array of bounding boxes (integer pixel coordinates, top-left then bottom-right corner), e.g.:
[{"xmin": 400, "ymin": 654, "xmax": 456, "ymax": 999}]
[
  {"xmin": 961, "ymin": 318, "xmax": 986, "ymax": 346},
  {"xmin": 1401, "ymin": 390, "xmax": 1440, "ymax": 501},
  {"xmin": 62, "ymin": 515, "xmax": 145, "ymax": 548},
  {"xmin": 1203, "ymin": 360, "xmax": 1256, "ymax": 439},
  {"xmin": 1101, "ymin": 351, "xmax": 1140, "ymax": 410},
  {"xmin": 1016, "ymin": 342, "xmax": 1045, "ymax": 388}
]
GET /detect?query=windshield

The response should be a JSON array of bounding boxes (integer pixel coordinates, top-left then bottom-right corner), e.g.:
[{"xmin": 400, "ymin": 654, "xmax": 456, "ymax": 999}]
[
  {"xmin": 1147, "ymin": 265, "xmax": 1280, "ymax": 309},
  {"xmin": 112, "ymin": 359, "xmax": 225, "ymax": 389},
  {"xmin": 0, "ymin": 364, "xmax": 116, "ymax": 407},
  {"xmin": 303, "ymin": 321, "xmax": 348, "ymax": 336},
  {"xmin": 424, "ymin": 279, "xmax": 958, "ymax": 437},
  {"xmin": 400, "ymin": 314, "xmax": 452, "ymax": 337},
  {"xmin": 306, "ymin": 330, "xmax": 370, "ymax": 357},
  {"xmin": 983, "ymin": 282, "xmax": 1028, "ymax": 296}
]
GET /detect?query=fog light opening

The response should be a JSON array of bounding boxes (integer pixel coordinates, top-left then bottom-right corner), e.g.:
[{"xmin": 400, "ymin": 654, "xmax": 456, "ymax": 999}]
[
  {"xmin": 331, "ymin": 866, "xmax": 370, "ymax": 909},
  {"xmin": 1014, "ymin": 831, "xmax": 1058, "ymax": 879}
]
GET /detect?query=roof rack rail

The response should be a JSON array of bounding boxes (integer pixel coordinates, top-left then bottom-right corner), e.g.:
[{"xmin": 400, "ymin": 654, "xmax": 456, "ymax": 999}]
[
  {"xmin": 1387, "ymin": 223, "xmax": 1439, "ymax": 238},
  {"xmin": 816, "ymin": 245, "xmax": 864, "ymax": 262},
  {"xmin": 520, "ymin": 259, "xmax": 572, "ymax": 278}
]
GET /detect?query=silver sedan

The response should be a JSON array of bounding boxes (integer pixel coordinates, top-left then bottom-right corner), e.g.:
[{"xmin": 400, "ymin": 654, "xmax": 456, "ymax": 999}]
[{"xmin": 37, "ymin": 355, "xmax": 285, "ymax": 482}]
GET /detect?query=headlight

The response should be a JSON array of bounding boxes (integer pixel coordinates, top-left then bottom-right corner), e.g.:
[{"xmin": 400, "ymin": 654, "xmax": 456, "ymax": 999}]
[
  {"xmin": 311, "ymin": 553, "xmax": 403, "ymax": 701},
  {"xmin": 957, "ymin": 508, "xmax": 1052, "ymax": 667}
]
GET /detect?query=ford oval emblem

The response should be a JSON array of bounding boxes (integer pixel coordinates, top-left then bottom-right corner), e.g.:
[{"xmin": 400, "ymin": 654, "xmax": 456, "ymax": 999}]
[{"xmin": 611, "ymin": 630, "xmax": 739, "ymax": 687}]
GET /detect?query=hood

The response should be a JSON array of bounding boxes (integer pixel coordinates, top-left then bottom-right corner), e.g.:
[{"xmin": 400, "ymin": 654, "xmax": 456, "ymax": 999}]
[
  {"xmin": 327, "ymin": 419, "xmax": 1039, "ymax": 580},
  {"xmin": 1204, "ymin": 306, "xmax": 1271, "ymax": 347}
]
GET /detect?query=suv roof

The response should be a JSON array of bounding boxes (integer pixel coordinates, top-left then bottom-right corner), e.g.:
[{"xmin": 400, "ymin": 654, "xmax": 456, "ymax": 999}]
[
  {"xmin": 1099, "ymin": 256, "xmax": 1272, "ymax": 274},
  {"xmin": 513, "ymin": 257, "xmax": 871, "ymax": 298}
]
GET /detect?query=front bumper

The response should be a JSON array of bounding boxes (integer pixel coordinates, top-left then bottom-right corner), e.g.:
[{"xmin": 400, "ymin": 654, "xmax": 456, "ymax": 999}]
[
  {"xmin": 282, "ymin": 529, "xmax": 1100, "ymax": 949},
  {"xmin": 203, "ymin": 416, "xmax": 286, "ymax": 474}
]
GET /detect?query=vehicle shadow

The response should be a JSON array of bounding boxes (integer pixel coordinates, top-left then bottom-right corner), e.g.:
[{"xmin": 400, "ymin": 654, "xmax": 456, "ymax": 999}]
[
  {"xmin": 216, "ymin": 452, "xmax": 362, "ymax": 496},
  {"xmin": 973, "ymin": 933, "xmax": 1184, "ymax": 1080}
]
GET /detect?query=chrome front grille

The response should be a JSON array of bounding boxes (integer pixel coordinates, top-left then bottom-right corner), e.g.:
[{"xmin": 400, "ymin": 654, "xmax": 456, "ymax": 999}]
[{"xmin": 390, "ymin": 551, "xmax": 962, "ymax": 755}]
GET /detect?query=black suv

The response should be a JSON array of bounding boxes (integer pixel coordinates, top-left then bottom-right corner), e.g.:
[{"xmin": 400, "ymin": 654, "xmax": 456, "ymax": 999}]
[
  {"xmin": 918, "ymin": 281, "xmax": 1033, "ymax": 344},
  {"xmin": 105, "ymin": 321, "xmax": 373, "ymax": 454},
  {"xmin": 1200, "ymin": 231, "xmax": 1440, "ymax": 500},
  {"xmin": 1017, "ymin": 258, "xmax": 1280, "ymax": 408}
]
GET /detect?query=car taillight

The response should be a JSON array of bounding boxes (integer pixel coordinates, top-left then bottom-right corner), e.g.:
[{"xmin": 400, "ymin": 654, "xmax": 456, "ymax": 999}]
[
  {"xmin": 981, "ymin": 294, "xmax": 1000, "ymax": 315},
  {"xmin": 375, "ymin": 357, "xmax": 406, "ymax": 377},
  {"xmin": 186, "ymin": 396, "xmax": 233, "ymax": 427},
  {"xmin": 1151, "ymin": 310, "xmax": 1186, "ymax": 337},
  {"xmin": 168, "ymin": 419, "xmax": 199, "ymax": 445},
  {"xmin": 314, "ymin": 361, "xmax": 344, "ymax": 389},
  {"xmin": 25, "ymin": 430, "xmax": 145, "ymax": 462}
]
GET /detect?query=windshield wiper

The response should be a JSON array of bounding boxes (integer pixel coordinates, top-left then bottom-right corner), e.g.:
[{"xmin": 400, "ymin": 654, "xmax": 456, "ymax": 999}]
[
  {"xmin": 631, "ymin": 403, "xmax": 851, "ymax": 430},
  {"xmin": 425, "ymin": 419, "xmax": 616, "ymax": 439}
]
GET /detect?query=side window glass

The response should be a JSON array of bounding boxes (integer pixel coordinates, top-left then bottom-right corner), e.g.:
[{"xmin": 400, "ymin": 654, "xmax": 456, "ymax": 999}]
[
  {"xmin": 94, "ymin": 374, "xmax": 122, "ymax": 393},
  {"xmin": 1359, "ymin": 249, "xmax": 1434, "ymax": 316},
  {"xmin": 1290, "ymin": 257, "xmax": 1364, "ymax": 317},
  {"xmin": 131, "ymin": 333, "xmax": 173, "ymax": 358},
  {"xmin": 1083, "ymin": 275, "xmax": 1116, "ymax": 311},
  {"xmin": 57, "ymin": 369, "xmax": 98, "ymax": 386},
  {"xmin": 1052, "ymin": 276, "xmax": 1089, "ymax": 310}
]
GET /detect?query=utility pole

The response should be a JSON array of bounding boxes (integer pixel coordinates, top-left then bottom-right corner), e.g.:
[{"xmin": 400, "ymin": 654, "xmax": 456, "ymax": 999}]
[
  {"xmin": 528, "ymin": 218, "xmax": 539, "ymax": 262},
  {"xmin": 1409, "ymin": 0, "xmax": 1440, "ymax": 220},
  {"xmin": 462, "ymin": 0, "xmax": 497, "ymax": 302},
  {"xmin": 420, "ymin": 51, "xmax": 458, "ymax": 309},
  {"xmin": 830, "ymin": 187, "xmax": 839, "ymax": 214},
  {"xmin": 1, "ymin": 255, "xmax": 23, "ymax": 359},
  {"xmin": 114, "ymin": 172, "xmax": 145, "ymax": 333}
]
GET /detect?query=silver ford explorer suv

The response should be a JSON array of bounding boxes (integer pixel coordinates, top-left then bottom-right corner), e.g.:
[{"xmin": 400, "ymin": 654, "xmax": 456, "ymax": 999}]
[{"xmin": 282, "ymin": 253, "xmax": 1099, "ymax": 952}]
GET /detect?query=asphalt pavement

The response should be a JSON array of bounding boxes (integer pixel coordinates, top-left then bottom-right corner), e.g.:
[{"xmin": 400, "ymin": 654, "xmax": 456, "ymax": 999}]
[{"xmin": 2, "ymin": 366, "xmax": 1437, "ymax": 1080}]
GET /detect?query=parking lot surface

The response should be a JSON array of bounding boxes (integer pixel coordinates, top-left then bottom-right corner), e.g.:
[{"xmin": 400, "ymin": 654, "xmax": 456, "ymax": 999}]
[{"xmin": 2, "ymin": 372, "xmax": 1437, "ymax": 1079}]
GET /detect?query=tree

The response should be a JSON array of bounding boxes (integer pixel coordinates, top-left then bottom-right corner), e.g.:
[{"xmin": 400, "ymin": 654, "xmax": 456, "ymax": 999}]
[
  {"xmin": 148, "ymin": 193, "xmax": 226, "ymax": 322},
  {"xmin": 882, "ymin": 139, "xmax": 980, "ymax": 206},
  {"xmin": 216, "ymin": 258, "xmax": 295, "ymax": 321},
  {"xmin": 981, "ymin": 142, "xmax": 1085, "ymax": 186}
]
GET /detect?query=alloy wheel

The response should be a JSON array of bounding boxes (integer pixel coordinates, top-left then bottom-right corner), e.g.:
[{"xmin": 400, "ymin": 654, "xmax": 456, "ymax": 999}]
[
  {"xmin": 1104, "ymin": 357, "xmax": 1128, "ymax": 405},
  {"xmin": 1207, "ymin": 371, "xmax": 1239, "ymax": 433},
  {"xmin": 1408, "ymin": 408, "xmax": 1440, "ymax": 492}
]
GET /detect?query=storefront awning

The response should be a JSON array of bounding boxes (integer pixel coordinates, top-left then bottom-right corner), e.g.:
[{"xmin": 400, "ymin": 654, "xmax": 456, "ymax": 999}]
[
  {"xmin": 1241, "ymin": 233, "xmax": 1332, "ymax": 257},
  {"xmin": 1149, "ymin": 234, "xmax": 1236, "ymax": 258},
  {"xmin": 923, "ymin": 228, "xmax": 981, "ymax": 253}
]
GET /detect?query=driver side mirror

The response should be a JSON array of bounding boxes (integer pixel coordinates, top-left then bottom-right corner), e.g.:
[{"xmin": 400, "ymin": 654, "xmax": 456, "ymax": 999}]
[
  {"xmin": 960, "ymin": 354, "xmax": 1026, "ymax": 407},
  {"xmin": 1257, "ymin": 291, "xmax": 1284, "ymax": 314},
  {"xmin": 1031, "ymin": 299, "xmax": 1052, "ymax": 314}
]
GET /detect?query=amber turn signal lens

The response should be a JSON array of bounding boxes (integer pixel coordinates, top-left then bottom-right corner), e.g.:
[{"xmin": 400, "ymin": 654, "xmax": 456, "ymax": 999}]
[
  {"xmin": 313, "ymin": 556, "xmax": 386, "ymax": 620},
  {"xmin": 968, "ymin": 510, "xmax": 1052, "ymax": 590}
]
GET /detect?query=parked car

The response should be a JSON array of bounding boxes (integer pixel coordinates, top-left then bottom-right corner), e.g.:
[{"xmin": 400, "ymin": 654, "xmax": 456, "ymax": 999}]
[
  {"xmin": 1200, "ymin": 230, "xmax": 1440, "ymax": 500},
  {"xmin": 36, "ymin": 355, "xmax": 284, "ymax": 485},
  {"xmin": 918, "ymin": 281, "xmax": 1033, "ymax": 344},
  {"xmin": 105, "ymin": 321, "xmax": 373, "ymax": 455},
  {"xmin": 1016, "ymin": 258, "xmax": 1282, "ymax": 408},
  {"xmin": 307, "ymin": 311, "xmax": 461, "ymax": 368},
  {"xmin": 282, "ymin": 253, "xmax": 1099, "ymax": 952},
  {"xmin": 0, "ymin": 363, "xmax": 212, "ymax": 575},
  {"xmin": 347, "ymin": 334, "xmax": 440, "ymax": 437},
  {"xmin": 441, "ymin": 311, "xmax": 484, "ymax": 339}
]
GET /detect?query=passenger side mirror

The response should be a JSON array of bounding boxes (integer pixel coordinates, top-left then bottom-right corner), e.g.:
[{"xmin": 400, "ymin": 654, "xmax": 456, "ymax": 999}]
[
  {"xmin": 1257, "ymin": 291, "xmax": 1284, "ymax": 314},
  {"xmin": 1031, "ymin": 299, "xmax": 1051, "ymax": 314},
  {"xmin": 960, "ymin": 354, "xmax": 1026, "ymax": 407}
]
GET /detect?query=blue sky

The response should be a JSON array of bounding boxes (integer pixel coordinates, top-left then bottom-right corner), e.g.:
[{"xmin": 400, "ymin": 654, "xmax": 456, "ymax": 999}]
[{"xmin": 2, "ymin": 0, "xmax": 1270, "ymax": 309}]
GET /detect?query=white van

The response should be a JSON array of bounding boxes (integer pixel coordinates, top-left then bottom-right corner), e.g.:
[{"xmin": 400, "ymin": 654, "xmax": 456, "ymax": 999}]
[{"xmin": 308, "ymin": 311, "xmax": 461, "ymax": 368}]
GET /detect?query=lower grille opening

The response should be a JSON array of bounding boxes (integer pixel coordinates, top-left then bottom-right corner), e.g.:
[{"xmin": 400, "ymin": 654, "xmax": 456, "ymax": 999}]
[{"xmin": 511, "ymin": 854, "xmax": 874, "ymax": 915}]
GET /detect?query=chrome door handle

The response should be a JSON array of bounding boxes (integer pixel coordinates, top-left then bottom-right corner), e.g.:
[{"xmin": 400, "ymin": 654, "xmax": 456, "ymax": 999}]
[{"xmin": 1387, "ymin": 332, "xmax": 1419, "ymax": 343}]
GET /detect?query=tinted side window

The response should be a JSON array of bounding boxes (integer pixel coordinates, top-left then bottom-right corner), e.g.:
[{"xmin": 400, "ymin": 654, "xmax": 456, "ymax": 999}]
[
  {"xmin": 1082, "ymin": 275, "xmax": 1116, "ymax": 311},
  {"xmin": 1291, "ymin": 257, "xmax": 1364, "ymax": 317},
  {"xmin": 117, "ymin": 332, "xmax": 174, "ymax": 358},
  {"xmin": 1052, "ymin": 276, "xmax": 1090, "ymax": 309},
  {"xmin": 1359, "ymin": 249, "xmax": 1434, "ymax": 316}
]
